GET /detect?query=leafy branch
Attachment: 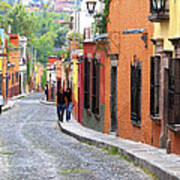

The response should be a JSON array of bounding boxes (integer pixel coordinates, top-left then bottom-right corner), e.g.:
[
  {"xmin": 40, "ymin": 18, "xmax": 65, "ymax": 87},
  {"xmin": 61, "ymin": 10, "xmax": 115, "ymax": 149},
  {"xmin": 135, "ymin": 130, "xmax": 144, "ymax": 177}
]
[{"xmin": 93, "ymin": 0, "xmax": 111, "ymax": 34}]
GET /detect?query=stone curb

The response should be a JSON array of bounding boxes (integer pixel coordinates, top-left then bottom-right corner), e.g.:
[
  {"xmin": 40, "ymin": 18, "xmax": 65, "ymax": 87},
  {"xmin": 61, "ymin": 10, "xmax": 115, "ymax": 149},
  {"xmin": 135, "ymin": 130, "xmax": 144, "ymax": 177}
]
[
  {"xmin": 2, "ymin": 101, "xmax": 15, "ymax": 112},
  {"xmin": 11, "ymin": 94, "xmax": 28, "ymax": 101},
  {"xmin": 58, "ymin": 121, "xmax": 180, "ymax": 180},
  {"xmin": 40, "ymin": 99, "xmax": 56, "ymax": 106},
  {"xmin": 2, "ymin": 92, "xmax": 32, "ymax": 112}
]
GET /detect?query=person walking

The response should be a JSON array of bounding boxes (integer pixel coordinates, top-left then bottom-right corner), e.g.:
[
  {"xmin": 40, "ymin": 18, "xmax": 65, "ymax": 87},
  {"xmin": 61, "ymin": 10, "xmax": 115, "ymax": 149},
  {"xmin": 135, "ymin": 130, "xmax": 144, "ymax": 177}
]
[
  {"xmin": 44, "ymin": 84, "xmax": 48, "ymax": 101},
  {"xmin": 56, "ymin": 87, "xmax": 66, "ymax": 122},
  {"xmin": 65, "ymin": 88, "xmax": 73, "ymax": 121}
]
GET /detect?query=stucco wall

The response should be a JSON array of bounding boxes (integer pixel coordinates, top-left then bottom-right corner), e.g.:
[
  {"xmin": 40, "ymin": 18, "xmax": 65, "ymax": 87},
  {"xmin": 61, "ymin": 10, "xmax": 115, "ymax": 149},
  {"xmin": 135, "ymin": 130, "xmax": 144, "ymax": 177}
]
[{"xmin": 106, "ymin": 0, "xmax": 155, "ymax": 145}]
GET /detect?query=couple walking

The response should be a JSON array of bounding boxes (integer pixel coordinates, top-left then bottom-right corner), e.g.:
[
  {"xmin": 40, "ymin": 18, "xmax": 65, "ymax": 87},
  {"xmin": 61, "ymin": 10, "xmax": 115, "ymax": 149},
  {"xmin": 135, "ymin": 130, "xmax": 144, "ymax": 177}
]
[{"xmin": 56, "ymin": 87, "xmax": 72, "ymax": 122}]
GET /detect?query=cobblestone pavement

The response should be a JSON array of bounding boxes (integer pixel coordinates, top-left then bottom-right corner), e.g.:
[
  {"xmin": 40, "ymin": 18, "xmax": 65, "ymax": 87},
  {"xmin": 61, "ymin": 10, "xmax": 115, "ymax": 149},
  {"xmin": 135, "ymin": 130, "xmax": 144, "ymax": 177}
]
[{"xmin": 0, "ymin": 93, "xmax": 154, "ymax": 180}]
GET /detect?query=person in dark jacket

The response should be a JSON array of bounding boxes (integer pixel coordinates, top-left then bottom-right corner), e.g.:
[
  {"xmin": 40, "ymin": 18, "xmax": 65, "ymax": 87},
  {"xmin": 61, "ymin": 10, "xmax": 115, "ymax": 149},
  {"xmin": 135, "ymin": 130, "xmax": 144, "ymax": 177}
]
[
  {"xmin": 56, "ymin": 88, "xmax": 66, "ymax": 122},
  {"xmin": 65, "ymin": 88, "xmax": 73, "ymax": 121},
  {"xmin": 44, "ymin": 84, "xmax": 48, "ymax": 101}
]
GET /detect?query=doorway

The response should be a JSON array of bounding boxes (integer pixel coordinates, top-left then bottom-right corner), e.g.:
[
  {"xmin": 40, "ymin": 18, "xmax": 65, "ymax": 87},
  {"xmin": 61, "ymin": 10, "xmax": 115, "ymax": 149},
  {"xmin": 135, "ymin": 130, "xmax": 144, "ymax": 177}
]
[{"xmin": 110, "ymin": 66, "xmax": 117, "ymax": 133}]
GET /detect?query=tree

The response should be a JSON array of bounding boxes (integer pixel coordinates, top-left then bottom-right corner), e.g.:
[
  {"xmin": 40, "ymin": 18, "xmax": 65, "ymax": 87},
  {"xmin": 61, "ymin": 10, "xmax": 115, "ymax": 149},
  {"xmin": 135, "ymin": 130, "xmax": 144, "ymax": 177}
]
[
  {"xmin": 6, "ymin": 3, "xmax": 36, "ymax": 41},
  {"xmin": 0, "ymin": 1, "xmax": 11, "ymax": 29},
  {"xmin": 41, "ymin": 68, "xmax": 47, "ymax": 89},
  {"xmin": 54, "ymin": 27, "xmax": 69, "ymax": 48}
]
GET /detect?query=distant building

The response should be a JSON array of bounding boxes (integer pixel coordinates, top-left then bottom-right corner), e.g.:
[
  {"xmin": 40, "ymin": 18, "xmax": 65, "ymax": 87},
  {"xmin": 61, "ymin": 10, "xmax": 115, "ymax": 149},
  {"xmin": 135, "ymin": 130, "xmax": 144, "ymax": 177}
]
[{"xmin": 19, "ymin": 36, "xmax": 27, "ymax": 94}]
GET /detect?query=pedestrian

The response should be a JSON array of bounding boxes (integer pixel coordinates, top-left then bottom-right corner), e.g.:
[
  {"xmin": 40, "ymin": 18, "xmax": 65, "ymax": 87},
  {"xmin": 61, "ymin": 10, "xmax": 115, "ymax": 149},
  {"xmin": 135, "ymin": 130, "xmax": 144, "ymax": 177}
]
[
  {"xmin": 65, "ymin": 88, "xmax": 73, "ymax": 121},
  {"xmin": 44, "ymin": 84, "xmax": 48, "ymax": 101},
  {"xmin": 0, "ymin": 95, "xmax": 4, "ymax": 115},
  {"xmin": 56, "ymin": 87, "xmax": 66, "ymax": 122}
]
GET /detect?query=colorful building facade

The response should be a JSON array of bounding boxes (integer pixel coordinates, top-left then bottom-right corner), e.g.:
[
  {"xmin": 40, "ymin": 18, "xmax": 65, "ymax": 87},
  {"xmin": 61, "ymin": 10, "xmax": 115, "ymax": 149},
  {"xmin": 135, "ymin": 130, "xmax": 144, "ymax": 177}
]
[
  {"xmin": 8, "ymin": 34, "xmax": 20, "ymax": 98},
  {"xmin": 104, "ymin": 0, "xmax": 154, "ymax": 145},
  {"xmin": 149, "ymin": 0, "xmax": 180, "ymax": 154},
  {"xmin": 82, "ymin": 41, "xmax": 106, "ymax": 132}
]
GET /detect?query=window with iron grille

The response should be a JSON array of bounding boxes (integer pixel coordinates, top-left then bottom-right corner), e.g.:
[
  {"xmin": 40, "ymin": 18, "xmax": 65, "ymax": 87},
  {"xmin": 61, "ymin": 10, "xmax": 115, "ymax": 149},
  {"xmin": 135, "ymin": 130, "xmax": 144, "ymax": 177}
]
[
  {"xmin": 92, "ymin": 59, "xmax": 100, "ymax": 114},
  {"xmin": 168, "ymin": 58, "xmax": 180, "ymax": 124},
  {"xmin": 131, "ymin": 61, "xmax": 142, "ymax": 127},
  {"xmin": 84, "ymin": 57, "xmax": 90, "ymax": 109},
  {"xmin": 0, "ymin": 74, "xmax": 2, "ymax": 95},
  {"xmin": 16, "ymin": 72, "xmax": 19, "ymax": 82},
  {"xmin": 6, "ymin": 76, "xmax": 8, "ymax": 98},
  {"xmin": 150, "ymin": 56, "xmax": 160, "ymax": 117},
  {"xmin": 12, "ymin": 73, "xmax": 14, "ymax": 85}
]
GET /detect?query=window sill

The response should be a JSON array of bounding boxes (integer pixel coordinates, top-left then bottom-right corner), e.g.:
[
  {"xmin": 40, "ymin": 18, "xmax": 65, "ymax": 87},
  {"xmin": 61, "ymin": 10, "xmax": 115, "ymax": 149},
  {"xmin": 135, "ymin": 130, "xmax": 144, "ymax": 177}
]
[
  {"xmin": 150, "ymin": 115, "xmax": 161, "ymax": 125},
  {"xmin": 167, "ymin": 124, "xmax": 180, "ymax": 136},
  {"xmin": 131, "ymin": 120, "xmax": 141, "ymax": 128},
  {"xmin": 148, "ymin": 13, "xmax": 169, "ymax": 22}
]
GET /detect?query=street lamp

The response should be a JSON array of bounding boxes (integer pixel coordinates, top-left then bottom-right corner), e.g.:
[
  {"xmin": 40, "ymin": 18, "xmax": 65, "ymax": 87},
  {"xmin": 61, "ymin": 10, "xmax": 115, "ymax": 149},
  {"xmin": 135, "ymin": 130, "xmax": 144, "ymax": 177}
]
[
  {"xmin": 86, "ymin": 0, "xmax": 97, "ymax": 15},
  {"xmin": 150, "ymin": 0, "xmax": 167, "ymax": 13}
]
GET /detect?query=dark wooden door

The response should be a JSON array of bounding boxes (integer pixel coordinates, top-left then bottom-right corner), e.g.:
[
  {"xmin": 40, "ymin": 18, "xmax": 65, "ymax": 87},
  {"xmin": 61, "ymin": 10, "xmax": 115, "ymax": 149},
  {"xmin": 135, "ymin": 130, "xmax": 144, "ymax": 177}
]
[{"xmin": 110, "ymin": 66, "xmax": 117, "ymax": 132}]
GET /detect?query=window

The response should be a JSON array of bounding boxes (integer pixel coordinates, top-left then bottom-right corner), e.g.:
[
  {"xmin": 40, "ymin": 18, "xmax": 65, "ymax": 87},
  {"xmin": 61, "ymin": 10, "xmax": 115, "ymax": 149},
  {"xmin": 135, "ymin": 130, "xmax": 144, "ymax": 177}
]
[
  {"xmin": 150, "ymin": 56, "xmax": 160, "ymax": 117},
  {"xmin": 12, "ymin": 73, "xmax": 14, "ymax": 85},
  {"xmin": 131, "ymin": 61, "xmax": 142, "ymax": 127},
  {"xmin": 84, "ymin": 57, "xmax": 90, "ymax": 109},
  {"xmin": 16, "ymin": 72, "xmax": 19, "ymax": 82},
  {"xmin": 149, "ymin": 0, "xmax": 169, "ymax": 22},
  {"xmin": 168, "ymin": 58, "xmax": 180, "ymax": 124},
  {"xmin": 92, "ymin": 59, "xmax": 100, "ymax": 114}
]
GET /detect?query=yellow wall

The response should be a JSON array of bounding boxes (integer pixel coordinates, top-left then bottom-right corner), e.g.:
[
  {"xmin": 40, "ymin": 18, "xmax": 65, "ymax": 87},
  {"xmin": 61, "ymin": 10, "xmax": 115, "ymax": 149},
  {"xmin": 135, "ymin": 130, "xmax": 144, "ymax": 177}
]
[
  {"xmin": 72, "ymin": 58, "xmax": 78, "ymax": 102},
  {"xmin": 154, "ymin": 0, "xmax": 180, "ymax": 51},
  {"xmin": 0, "ymin": 58, "xmax": 2, "ymax": 73}
]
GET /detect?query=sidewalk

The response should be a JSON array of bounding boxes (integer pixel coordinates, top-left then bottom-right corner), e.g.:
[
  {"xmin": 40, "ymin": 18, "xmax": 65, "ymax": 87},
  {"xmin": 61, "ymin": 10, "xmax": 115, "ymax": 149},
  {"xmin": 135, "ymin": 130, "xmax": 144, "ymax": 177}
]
[
  {"xmin": 40, "ymin": 98, "xmax": 56, "ymax": 106},
  {"xmin": 2, "ymin": 93, "xmax": 31, "ymax": 112},
  {"xmin": 58, "ymin": 118, "xmax": 180, "ymax": 180}
]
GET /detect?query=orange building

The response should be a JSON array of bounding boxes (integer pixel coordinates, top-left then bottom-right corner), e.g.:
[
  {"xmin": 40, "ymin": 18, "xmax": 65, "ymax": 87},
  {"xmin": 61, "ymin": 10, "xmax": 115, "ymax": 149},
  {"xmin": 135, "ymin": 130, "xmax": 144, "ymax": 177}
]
[
  {"xmin": 104, "ymin": 0, "xmax": 155, "ymax": 146},
  {"xmin": 8, "ymin": 34, "xmax": 20, "ymax": 98}
]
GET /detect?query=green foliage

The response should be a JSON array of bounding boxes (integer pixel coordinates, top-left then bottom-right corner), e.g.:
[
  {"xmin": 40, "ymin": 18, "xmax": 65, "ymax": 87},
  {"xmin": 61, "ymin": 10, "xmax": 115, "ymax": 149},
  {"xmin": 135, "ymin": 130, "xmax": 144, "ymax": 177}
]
[
  {"xmin": 27, "ymin": 56, "xmax": 31, "ymax": 85},
  {"xmin": 41, "ymin": 69, "xmax": 47, "ymax": 89},
  {"xmin": 0, "ymin": 1, "xmax": 11, "ymax": 30},
  {"xmin": 7, "ymin": 40, "xmax": 19, "ymax": 53},
  {"xmin": 54, "ymin": 27, "xmax": 69, "ymax": 48},
  {"xmin": 59, "ymin": 168, "xmax": 90, "ymax": 175},
  {"xmin": 32, "ymin": 10, "xmax": 70, "ymax": 64},
  {"xmin": 93, "ymin": 0, "xmax": 111, "ymax": 34},
  {"xmin": 6, "ymin": 3, "xmax": 36, "ymax": 41},
  {"xmin": 67, "ymin": 32, "xmax": 82, "ymax": 42},
  {"xmin": 0, "ymin": 3, "xmax": 71, "ymax": 66},
  {"xmin": 58, "ymin": 49, "xmax": 69, "ymax": 59},
  {"xmin": 108, "ymin": 146, "xmax": 119, "ymax": 155}
]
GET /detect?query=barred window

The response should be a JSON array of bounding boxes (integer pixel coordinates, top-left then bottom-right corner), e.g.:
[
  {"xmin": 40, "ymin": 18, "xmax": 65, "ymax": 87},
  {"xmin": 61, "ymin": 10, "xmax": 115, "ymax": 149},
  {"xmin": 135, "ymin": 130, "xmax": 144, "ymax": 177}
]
[
  {"xmin": 84, "ymin": 57, "xmax": 90, "ymax": 109},
  {"xmin": 131, "ymin": 61, "xmax": 142, "ymax": 127},
  {"xmin": 168, "ymin": 58, "xmax": 180, "ymax": 124},
  {"xmin": 12, "ymin": 73, "xmax": 14, "ymax": 85},
  {"xmin": 16, "ymin": 72, "xmax": 19, "ymax": 82},
  {"xmin": 150, "ymin": 56, "xmax": 160, "ymax": 117},
  {"xmin": 92, "ymin": 59, "xmax": 100, "ymax": 114}
]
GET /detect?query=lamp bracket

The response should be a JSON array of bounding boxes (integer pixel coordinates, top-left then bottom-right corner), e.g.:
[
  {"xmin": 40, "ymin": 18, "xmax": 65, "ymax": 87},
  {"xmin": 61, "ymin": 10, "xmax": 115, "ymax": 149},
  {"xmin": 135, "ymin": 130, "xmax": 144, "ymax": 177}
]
[{"xmin": 141, "ymin": 33, "xmax": 148, "ymax": 48}]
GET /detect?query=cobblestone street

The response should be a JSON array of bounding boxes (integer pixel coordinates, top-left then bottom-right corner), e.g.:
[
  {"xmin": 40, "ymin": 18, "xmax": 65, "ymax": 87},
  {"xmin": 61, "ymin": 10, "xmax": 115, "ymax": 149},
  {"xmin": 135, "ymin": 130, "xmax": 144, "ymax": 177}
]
[{"xmin": 0, "ymin": 93, "xmax": 154, "ymax": 180}]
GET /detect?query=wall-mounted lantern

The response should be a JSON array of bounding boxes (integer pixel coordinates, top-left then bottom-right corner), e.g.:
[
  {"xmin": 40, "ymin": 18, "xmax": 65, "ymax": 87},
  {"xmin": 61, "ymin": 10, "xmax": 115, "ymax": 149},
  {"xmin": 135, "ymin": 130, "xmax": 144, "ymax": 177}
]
[
  {"xmin": 149, "ymin": 0, "xmax": 169, "ymax": 22},
  {"xmin": 86, "ymin": 0, "xmax": 97, "ymax": 15}
]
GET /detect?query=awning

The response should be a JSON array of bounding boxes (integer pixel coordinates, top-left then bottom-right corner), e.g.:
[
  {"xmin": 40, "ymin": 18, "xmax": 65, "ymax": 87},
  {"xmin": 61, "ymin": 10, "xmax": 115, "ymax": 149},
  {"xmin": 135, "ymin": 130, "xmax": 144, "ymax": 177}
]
[
  {"xmin": 123, "ymin": 28, "xmax": 146, "ymax": 34},
  {"xmin": 93, "ymin": 33, "xmax": 108, "ymax": 41}
]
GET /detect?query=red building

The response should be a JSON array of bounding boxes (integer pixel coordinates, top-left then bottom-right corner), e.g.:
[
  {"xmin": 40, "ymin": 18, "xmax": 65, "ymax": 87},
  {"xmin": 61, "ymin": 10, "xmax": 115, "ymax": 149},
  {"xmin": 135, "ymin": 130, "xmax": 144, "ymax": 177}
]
[
  {"xmin": 8, "ymin": 34, "xmax": 20, "ymax": 98},
  {"xmin": 82, "ymin": 40, "xmax": 106, "ymax": 132}
]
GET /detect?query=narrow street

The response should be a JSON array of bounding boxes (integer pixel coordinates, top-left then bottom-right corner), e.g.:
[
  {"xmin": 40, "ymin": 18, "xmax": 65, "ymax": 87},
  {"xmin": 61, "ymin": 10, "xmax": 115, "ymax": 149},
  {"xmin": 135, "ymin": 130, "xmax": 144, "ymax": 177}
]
[{"xmin": 0, "ymin": 93, "xmax": 153, "ymax": 180}]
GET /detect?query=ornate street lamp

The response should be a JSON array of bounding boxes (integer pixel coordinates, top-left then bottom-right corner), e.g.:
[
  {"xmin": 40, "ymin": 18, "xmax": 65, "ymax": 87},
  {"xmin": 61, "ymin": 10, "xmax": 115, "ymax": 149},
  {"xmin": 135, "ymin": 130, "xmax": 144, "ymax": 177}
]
[
  {"xmin": 86, "ymin": 0, "xmax": 97, "ymax": 15},
  {"xmin": 150, "ymin": 0, "xmax": 167, "ymax": 13}
]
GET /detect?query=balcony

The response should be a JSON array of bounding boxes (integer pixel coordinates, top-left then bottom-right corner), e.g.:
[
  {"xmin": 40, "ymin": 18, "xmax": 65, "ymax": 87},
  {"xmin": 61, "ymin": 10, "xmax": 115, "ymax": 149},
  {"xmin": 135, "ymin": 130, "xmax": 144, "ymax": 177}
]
[{"xmin": 148, "ymin": 0, "xmax": 169, "ymax": 22}]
